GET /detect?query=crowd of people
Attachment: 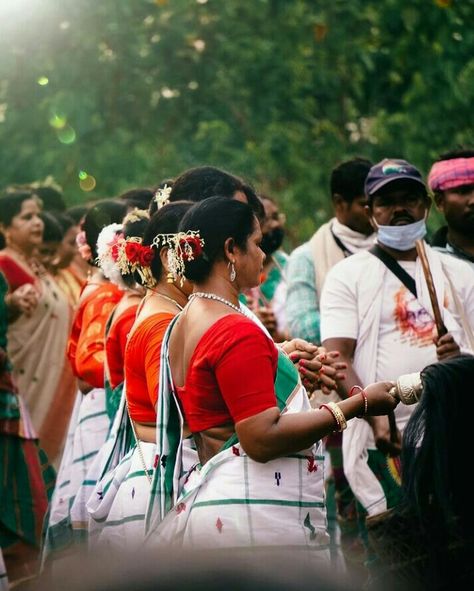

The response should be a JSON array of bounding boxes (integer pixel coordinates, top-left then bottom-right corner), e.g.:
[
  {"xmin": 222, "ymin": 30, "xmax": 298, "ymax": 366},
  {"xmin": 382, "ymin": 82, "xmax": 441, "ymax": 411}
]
[{"xmin": 0, "ymin": 149, "xmax": 473, "ymax": 590}]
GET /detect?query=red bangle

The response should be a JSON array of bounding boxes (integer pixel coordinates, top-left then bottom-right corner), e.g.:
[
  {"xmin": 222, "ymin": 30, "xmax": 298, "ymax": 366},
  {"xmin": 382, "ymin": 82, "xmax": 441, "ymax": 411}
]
[{"xmin": 350, "ymin": 385, "xmax": 368, "ymax": 418}]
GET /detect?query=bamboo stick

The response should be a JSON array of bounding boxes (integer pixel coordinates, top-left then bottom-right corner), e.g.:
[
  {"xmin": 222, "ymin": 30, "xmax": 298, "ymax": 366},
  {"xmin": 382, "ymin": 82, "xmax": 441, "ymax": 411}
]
[{"xmin": 415, "ymin": 239, "xmax": 447, "ymax": 337}]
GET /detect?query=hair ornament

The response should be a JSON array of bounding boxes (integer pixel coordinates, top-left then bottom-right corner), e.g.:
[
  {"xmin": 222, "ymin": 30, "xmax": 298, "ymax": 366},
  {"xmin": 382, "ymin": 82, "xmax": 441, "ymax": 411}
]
[
  {"xmin": 151, "ymin": 230, "xmax": 205, "ymax": 286},
  {"xmin": 76, "ymin": 230, "xmax": 93, "ymax": 262},
  {"xmin": 154, "ymin": 184, "xmax": 172, "ymax": 209},
  {"xmin": 116, "ymin": 236, "xmax": 156, "ymax": 288},
  {"xmin": 96, "ymin": 223, "xmax": 126, "ymax": 287},
  {"xmin": 123, "ymin": 207, "xmax": 150, "ymax": 225}
]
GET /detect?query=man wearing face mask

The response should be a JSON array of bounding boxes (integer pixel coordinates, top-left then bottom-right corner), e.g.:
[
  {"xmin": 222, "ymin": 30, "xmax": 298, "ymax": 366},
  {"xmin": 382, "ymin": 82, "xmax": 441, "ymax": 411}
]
[
  {"xmin": 320, "ymin": 158, "xmax": 474, "ymax": 524},
  {"xmin": 244, "ymin": 195, "xmax": 289, "ymax": 341}
]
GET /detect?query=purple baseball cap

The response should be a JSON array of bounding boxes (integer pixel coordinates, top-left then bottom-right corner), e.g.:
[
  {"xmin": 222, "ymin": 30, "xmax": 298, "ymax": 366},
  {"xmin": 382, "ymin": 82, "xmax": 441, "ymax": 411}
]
[{"xmin": 365, "ymin": 158, "xmax": 426, "ymax": 197}]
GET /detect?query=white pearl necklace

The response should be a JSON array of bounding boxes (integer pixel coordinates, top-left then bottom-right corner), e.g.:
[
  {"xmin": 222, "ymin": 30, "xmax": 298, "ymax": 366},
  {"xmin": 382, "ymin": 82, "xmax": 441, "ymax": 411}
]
[{"xmin": 189, "ymin": 292, "xmax": 242, "ymax": 314}]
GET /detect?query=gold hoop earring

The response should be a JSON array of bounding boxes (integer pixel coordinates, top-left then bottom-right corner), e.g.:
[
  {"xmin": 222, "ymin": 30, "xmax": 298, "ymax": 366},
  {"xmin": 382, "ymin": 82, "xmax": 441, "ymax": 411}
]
[{"xmin": 167, "ymin": 272, "xmax": 174, "ymax": 284}]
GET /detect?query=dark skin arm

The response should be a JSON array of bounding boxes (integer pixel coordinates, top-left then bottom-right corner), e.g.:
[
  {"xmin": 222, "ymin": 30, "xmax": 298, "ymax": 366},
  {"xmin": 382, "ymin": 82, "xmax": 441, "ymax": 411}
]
[
  {"xmin": 435, "ymin": 332, "xmax": 461, "ymax": 360},
  {"xmin": 322, "ymin": 336, "xmax": 401, "ymax": 457},
  {"xmin": 235, "ymin": 380, "xmax": 398, "ymax": 463}
]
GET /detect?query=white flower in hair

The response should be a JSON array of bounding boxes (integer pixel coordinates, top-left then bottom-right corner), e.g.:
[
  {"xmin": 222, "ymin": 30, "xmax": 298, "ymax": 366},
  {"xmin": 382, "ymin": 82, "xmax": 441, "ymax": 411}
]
[
  {"xmin": 96, "ymin": 223, "xmax": 126, "ymax": 287},
  {"xmin": 154, "ymin": 184, "xmax": 172, "ymax": 209}
]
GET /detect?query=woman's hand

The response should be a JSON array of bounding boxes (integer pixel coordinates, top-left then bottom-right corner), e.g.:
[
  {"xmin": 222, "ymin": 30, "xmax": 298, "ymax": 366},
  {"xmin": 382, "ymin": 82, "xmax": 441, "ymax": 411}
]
[
  {"xmin": 6, "ymin": 284, "xmax": 39, "ymax": 317},
  {"xmin": 364, "ymin": 381, "xmax": 399, "ymax": 415},
  {"xmin": 282, "ymin": 340, "xmax": 347, "ymax": 394}
]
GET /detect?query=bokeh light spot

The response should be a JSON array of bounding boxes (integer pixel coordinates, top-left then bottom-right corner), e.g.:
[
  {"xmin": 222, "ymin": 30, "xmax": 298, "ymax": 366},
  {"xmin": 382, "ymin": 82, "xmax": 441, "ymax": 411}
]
[
  {"xmin": 49, "ymin": 114, "xmax": 67, "ymax": 129},
  {"xmin": 57, "ymin": 125, "xmax": 76, "ymax": 144},
  {"xmin": 79, "ymin": 175, "xmax": 96, "ymax": 192},
  {"xmin": 37, "ymin": 76, "xmax": 49, "ymax": 86},
  {"xmin": 78, "ymin": 170, "xmax": 88, "ymax": 180}
]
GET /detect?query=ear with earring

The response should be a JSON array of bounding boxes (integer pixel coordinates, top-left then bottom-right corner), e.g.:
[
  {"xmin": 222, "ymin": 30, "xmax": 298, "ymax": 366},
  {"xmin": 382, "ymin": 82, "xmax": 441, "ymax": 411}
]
[{"xmin": 228, "ymin": 261, "xmax": 236, "ymax": 282}]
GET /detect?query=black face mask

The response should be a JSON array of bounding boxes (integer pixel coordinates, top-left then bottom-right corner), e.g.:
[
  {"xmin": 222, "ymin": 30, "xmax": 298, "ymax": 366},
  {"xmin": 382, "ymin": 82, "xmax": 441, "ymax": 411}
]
[{"xmin": 260, "ymin": 227, "xmax": 285, "ymax": 255}]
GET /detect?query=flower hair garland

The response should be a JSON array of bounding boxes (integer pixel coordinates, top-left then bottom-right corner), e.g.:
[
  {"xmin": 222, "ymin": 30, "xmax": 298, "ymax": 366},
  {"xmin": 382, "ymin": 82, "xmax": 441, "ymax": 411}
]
[
  {"xmin": 154, "ymin": 184, "xmax": 172, "ymax": 209},
  {"xmin": 116, "ymin": 236, "xmax": 156, "ymax": 288},
  {"xmin": 96, "ymin": 223, "xmax": 125, "ymax": 287},
  {"xmin": 152, "ymin": 231, "xmax": 205, "ymax": 285}
]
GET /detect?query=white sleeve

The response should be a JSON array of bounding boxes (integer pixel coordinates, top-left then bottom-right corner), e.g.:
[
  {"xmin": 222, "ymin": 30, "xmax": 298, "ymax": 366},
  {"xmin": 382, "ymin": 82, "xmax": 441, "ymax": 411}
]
[{"xmin": 320, "ymin": 261, "xmax": 359, "ymax": 342}]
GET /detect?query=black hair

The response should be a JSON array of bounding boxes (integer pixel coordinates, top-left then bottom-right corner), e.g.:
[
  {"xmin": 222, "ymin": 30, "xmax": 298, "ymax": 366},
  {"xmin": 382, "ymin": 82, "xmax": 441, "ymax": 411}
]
[
  {"xmin": 0, "ymin": 188, "xmax": 42, "ymax": 227},
  {"xmin": 34, "ymin": 185, "xmax": 66, "ymax": 212},
  {"xmin": 169, "ymin": 166, "xmax": 265, "ymax": 221},
  {"xmin": 148, "ymin": 179, "xmax": 175, "ymax": 217},
  {"xmin": 66, "ymin": 205, "xmax": 88, "ymax": 225},
  {"xmin": 178, "ymin": 196, "xmax": 256, "ymax": 283},
  {"xmin": 436, "ymin": 148, "xmax": 474, "ymax": 162},
  {"xmin": 83, "ymin": 200, "xmax": 128, "ymax": 264},
  {"xmin": 330, "ymin": 158, "xmax": 373, "ymax": 203},
  {"xmin": 402, "ymin": 355, "xmax": 474, "ymax": 537},
  {"xmin": 142, "ymin": 201, "xmax": 193, "ymax": 283},
  {"xmin": 40, "ymin": 211, "xmax": 63, "ymax": 243},
  {"xmin": 121, "ymin": 210, "xmax": 151, "ymax": 288},
  {"xmin": 118, "ymin": 188, "xmax": 155, "ymax": 211},
  {"xmin": 54, "ymin": 212, "xmax": 76, "ymax": 235}
]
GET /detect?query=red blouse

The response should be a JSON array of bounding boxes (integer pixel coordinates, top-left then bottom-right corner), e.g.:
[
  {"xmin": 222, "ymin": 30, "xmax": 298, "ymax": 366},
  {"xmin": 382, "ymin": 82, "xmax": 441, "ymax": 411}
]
[
  {"xmin": 0, "ymin": 253, "xmax": 37, "ymax": 290},
  {"xmin": 67, "ymin": 283, "xmax": 123, "ymax": 388},
  {"xmin": 176, "ymin": 315, "xmax": 278, "ymax": 432},
  {"xmin": 125, "ymin": 312, "xmax": 175, "ymax": 423},
  {"xmin": 105, "ymin": 304, "xmax": 139, "ymax": 389}
]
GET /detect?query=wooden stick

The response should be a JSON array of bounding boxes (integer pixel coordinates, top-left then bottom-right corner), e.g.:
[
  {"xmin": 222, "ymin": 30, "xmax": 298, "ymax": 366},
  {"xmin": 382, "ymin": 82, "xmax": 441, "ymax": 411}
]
[{"xmin": 415, "ymin": 239, "xmax": 448, "ymax": 337}]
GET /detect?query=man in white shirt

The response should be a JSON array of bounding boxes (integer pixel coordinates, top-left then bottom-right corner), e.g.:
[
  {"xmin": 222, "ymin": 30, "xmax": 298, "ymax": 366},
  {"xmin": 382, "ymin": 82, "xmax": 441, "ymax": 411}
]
[{"xmin": 321, "ymin": 158, "xmax": 474, "ymax": 518}]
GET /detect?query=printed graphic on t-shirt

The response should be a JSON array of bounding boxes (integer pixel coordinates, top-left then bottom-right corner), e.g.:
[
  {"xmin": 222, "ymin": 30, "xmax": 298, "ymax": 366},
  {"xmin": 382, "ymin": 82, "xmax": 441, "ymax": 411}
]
[{"xmin": 393, "ymin": 286, "xmax": 435, "ymax": 347}]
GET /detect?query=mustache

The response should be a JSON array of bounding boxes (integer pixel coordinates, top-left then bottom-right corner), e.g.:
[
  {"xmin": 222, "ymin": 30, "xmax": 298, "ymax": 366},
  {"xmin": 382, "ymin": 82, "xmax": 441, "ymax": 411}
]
[{"xmin": 390, "ymin": 212, "xmax": 416, "ymax": 225}]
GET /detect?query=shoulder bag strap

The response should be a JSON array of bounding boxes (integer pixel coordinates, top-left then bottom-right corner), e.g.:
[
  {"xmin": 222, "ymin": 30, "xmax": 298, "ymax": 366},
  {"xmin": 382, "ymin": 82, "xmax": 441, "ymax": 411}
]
[{"xmin": 369, "ymin": 244, "xmax": 417, "ymax": 298}]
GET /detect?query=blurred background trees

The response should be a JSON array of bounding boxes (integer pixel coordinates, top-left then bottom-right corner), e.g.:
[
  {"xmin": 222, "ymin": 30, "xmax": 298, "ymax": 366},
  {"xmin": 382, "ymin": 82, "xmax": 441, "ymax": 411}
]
[{"xmin": 0, "ymin": 0, "xmax": 472, "ymax": 242}]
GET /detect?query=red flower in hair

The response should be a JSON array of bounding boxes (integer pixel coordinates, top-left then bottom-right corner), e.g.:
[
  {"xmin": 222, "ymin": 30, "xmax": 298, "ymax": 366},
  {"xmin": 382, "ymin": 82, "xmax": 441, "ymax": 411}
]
[
  {"xmin": 125, "ymin": 241, "xmax": 141, "ymax": 264},
  {"xmin": 139, "ymin": 245, "xmax": 154, "ymax": 267},
  {"xmin": 111, "ymin": 243, "xmax": 120, "ymax": 262},
  {"xmin": 179, "ymin": 236, "xmax": 203, "ymax": 261}
]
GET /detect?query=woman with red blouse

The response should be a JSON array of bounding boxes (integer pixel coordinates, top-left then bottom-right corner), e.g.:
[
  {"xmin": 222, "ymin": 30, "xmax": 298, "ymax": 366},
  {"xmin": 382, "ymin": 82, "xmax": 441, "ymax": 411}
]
[
  {"xmin": 146, "ymin": 196, "xmax": 399, "ymax": 555},
  {"xmin": 43, "ymin": 200, "xmax": 127, "ymax": 562},
  {"xmin": 87, "ymin": 201, "xmax": 194, "ymax": 550}
]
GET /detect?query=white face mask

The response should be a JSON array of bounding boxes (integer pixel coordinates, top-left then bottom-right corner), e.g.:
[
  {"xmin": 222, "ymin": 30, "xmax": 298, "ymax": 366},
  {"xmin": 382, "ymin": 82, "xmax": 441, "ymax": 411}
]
[{"xmin": 373, "ymin": 217, "xmax": 427, "ymax": 251}]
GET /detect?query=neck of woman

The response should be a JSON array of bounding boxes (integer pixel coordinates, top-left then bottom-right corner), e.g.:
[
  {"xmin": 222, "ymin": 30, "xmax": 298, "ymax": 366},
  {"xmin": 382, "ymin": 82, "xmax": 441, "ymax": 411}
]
[
  {"xmin": 150, "ymin": 281, "xmax": 189, "ymax": 309},
  {"xmin": 5, "ymin": 243, "xmax": 35, "ymax": 261},
  {"xmin": 194, "ymin": 275, "xmax": 240, "ymax": 307}
]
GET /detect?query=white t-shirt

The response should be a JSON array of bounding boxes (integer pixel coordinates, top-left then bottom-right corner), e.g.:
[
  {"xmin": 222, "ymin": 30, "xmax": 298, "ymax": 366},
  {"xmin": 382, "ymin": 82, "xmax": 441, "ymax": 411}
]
[
  {"xmin": 320, "ymin": 250, "xmax": 474, "ymax": 431},
  {"xmin": 376, "ymin": 261, "xmax": 436, "ymax": 429}
]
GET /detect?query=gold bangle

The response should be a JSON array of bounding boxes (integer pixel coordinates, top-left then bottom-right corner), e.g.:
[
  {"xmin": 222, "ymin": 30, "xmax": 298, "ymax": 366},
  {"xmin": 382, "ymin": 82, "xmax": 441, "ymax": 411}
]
[
  {"xmin": 320, "ymin": 401, "xmax": 347, "ymax": 432},
  {"xmin": 329, "ymin": 402, "xmax": 347, "ymax": 431}
]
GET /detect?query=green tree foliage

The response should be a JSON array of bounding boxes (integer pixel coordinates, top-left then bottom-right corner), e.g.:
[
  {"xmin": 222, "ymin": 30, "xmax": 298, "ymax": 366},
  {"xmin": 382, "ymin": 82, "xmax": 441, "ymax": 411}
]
[{"xmin": 0, "ymin": 0, "xmax": 472, "ymax": 241}]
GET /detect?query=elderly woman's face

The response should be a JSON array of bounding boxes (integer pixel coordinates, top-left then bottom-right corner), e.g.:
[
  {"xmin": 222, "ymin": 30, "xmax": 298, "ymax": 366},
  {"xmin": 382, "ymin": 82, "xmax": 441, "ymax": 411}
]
[{"xmin": 7, "ymin": 198, "xmax": 44, "ymax": 251}]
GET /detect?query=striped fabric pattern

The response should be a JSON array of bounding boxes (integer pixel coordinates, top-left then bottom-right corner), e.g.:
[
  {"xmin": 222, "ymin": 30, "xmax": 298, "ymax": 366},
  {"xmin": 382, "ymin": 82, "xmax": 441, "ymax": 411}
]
[
  {"xmin": 69, "ymin": 381, "xmax": 126, "ymax": 535},
  {"xmin": 41, "ymin": 388, "xmax": 110, "ymax": 563},
  {"xmin": 87, "ymin": 441, "xmax": 155, "ymax": 551}
]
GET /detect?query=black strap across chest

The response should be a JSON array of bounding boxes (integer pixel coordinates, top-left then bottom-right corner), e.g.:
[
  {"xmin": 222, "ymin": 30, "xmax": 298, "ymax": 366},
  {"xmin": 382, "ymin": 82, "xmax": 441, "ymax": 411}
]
[{"xmin": 369, "ymin": 244, "xmax": 417, "ymax": 298}]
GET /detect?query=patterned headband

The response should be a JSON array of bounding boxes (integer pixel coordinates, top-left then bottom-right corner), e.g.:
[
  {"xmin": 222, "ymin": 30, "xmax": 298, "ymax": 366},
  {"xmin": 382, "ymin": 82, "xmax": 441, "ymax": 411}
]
[{"xmin": 428, "ymin": 157, "xmax": 474, "ymax": 192}]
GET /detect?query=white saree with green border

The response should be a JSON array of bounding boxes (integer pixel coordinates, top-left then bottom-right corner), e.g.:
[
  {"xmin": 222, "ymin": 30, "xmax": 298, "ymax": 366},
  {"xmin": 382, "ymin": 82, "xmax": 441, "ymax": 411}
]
[
  {"xmin": 41, "ymin": 387, "xmax": 110, "ymax": 564},
  {"xmin": 145, "ymin": 314, "xmax": 331, "ymax": 557}
]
